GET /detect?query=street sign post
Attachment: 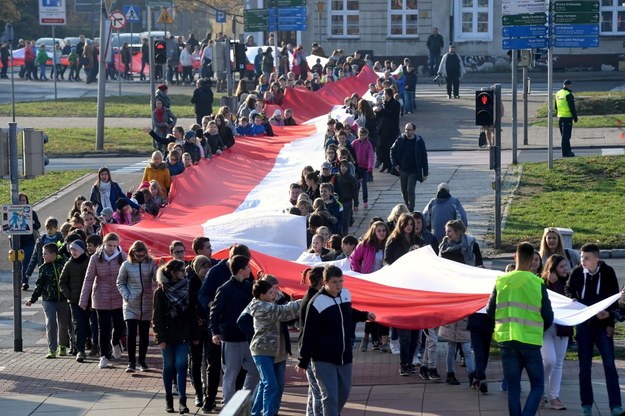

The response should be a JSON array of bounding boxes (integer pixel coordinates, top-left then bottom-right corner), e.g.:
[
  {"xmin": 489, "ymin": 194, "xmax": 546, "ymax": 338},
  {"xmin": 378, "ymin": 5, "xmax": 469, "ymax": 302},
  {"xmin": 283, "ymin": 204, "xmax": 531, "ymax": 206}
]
[
  {"xmin": 502, "ymin": 13, "xmax": 547, "ymax": 26},
  {"xmin": 124, "ymin": 5, "xmax": 140, "ymax": 22},
  {"xmin": 553, "ymin": 0, "xmax": 600, "ymax": 48},
  {"xmin": 554, "ymin": 36, "xmax": 600, "ymax": 48},
  {"xmin": 2, "ymin": 205, "xmax": 34, "ymax": 235},
  {"xmin": 503, "ymin": 37, "xmax": 548, "ymax": 50},
  {"xmin": 39, "ymin": 0, "xmax": 67, "ymax": 25},
  {"xmin": 554, "ymin": 13, "xmax": 599, "ymax": 24},
  {"xmin": 553, "ymin": 23, "xmax": 599, "ymax": 36},
  {"xmin": 554, "ymin": 1, "xmax": 600, "ymax": 13},
  {"xmin": 157, "ymin": 8, "xmax": 174, "ymax": 24},
  {"xmin": 502, "ymin": 25, "xmax": 547, "ymax": 37},
  {"xmin": 216, "ymin": 10, "xmax": 226, "ymax": 23},
  {"xmin": 244, "ymin": 9, "xmax": 269, "ymax": 32},
  {"xmin": 109, "ymin": 10, "xmax": 127, "ymax": 31}
]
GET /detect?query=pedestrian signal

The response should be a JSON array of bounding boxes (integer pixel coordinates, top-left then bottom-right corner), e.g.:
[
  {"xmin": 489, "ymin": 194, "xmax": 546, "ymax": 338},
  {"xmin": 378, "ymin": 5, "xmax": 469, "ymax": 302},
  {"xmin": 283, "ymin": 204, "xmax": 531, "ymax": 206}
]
[
  {"xmin": 154, "ymin": 40, "xmax": 166, "ymax": 65},
  {"xmin": 475, "ymin": 90, "xmax": 495, "ymax": 126}
]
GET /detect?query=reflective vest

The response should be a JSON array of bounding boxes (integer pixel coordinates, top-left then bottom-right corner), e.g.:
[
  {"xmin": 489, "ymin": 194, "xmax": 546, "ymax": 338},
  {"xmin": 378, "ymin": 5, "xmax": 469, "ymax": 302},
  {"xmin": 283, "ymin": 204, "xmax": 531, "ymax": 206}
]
[
  {"xmin": 493, "ymin": 271, "xmax": 545, "ymax": 346},
  {"xmin": 555, "ymin": 89, "xmax": 573, "ymax": 118}
]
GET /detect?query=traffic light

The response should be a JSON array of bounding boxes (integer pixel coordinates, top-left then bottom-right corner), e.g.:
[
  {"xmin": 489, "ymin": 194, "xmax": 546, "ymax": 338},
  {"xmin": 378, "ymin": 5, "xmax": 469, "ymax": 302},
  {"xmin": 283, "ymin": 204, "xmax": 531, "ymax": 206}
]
[
  {"xmin": 154, "ymin": 40, "xmax": 166, "ymax": 65},
  {"xmin": 22, "ymin": 129, "xmax": 48, "ymax": 178},
  {"xmin": 232, "ymin": 42, "xmax": 247, "ymax": 71},
  {"xmin": 475, "ymin": 90, "xmax": 495, "ymax": 126}
]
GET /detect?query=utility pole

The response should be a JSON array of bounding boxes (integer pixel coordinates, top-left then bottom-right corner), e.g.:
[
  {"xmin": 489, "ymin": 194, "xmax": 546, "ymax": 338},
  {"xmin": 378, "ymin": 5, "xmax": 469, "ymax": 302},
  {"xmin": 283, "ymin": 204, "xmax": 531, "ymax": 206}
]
[
  {"xmin": 96, "ymin": 0, "xmax": 108, "ymax": 150},
  {"xmin": 8, "ymin": 122, "xmax": 23, "ymax": 352}
]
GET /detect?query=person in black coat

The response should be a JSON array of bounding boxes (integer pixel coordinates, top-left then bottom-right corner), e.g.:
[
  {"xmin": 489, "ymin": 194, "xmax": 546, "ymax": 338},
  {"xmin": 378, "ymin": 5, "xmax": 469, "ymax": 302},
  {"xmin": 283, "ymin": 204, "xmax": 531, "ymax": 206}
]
[
  {"xmin": 390, "ymin": 123, "xmax": 429, "ymax": 212},
  {"xmin": 374, "ymin": 88, "xmax": 400, "ymax": 172},
  {"xmin": 191, "ymin": 78, "xmax": 214, "ymax": 125}
]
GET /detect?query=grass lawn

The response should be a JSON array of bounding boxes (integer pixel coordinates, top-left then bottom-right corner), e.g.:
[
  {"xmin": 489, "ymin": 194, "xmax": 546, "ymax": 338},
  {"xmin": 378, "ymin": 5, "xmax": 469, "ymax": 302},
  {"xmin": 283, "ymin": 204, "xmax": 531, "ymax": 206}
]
[
  {"xmin": 534, "ymin": 91, "xmax": 625, "ymax": 128},
  {"xmin": 502, "ymin": 155, "xmax": 625, "ymax": 249},
  {"xmin": 46, "ymin": 127, "xmax": 154, "ymax": 155},
  {"xmin": 0, "ymin": 169, "xmax": 92, "ymax": 205},
  {"xmin": 0, "ymin": 93, "xmax": 226, "ymax": 118}
]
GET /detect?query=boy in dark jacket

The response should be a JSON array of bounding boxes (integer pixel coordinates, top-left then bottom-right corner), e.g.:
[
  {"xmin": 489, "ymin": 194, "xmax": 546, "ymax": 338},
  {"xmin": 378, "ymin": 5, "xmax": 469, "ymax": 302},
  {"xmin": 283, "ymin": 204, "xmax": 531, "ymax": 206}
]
[
  {"xmin": 25, "ymin": 243, "xmax": 69, "ymax": 358},
  {"xmin": 319, "ymin": 182, "xmax": 344, "ymax": 236},
  {"xmin": 24, "ymin": 217, "xmax": 64, "ymax": 285},
  {"xmin": 334, "ymin": 160, "xmax": 359, "ymax": 236}
]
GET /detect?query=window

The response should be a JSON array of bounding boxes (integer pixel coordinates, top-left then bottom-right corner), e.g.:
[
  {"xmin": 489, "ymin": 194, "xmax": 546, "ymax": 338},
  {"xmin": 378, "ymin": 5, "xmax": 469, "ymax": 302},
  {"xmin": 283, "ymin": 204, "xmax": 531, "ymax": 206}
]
[
  {"xmin": 388, "ymin": 0, "xmax": 419, "ymax": 37},
  {"xmin": 600, "ymin": 0, "xmax": 625, "ymax": 35},
  {"xmin": 329, "ymin": 0, "xmax": 359, "ymax": 37},
  {"xmin": 454, "ymin": 0, "xmax": 493, "ymax": 41}
]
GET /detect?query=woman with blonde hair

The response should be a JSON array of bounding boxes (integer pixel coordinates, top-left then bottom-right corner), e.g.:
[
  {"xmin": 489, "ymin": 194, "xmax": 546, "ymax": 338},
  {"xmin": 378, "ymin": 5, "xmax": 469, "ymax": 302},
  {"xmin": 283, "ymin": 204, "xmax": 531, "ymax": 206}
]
[
  {"xmin": 386, "ymin": 203, "xmax": 410, "ymax": 232},
  {"xmin": 116, "ymin": 240, "xmax": 156, "ymax": 373},
  {"xmin": 142, "ymin": 151, "xmax": 171, "ymax": 197},
  {"xmin": 539, "ymin": 227, "xmax": 580, "ymax": 272}
]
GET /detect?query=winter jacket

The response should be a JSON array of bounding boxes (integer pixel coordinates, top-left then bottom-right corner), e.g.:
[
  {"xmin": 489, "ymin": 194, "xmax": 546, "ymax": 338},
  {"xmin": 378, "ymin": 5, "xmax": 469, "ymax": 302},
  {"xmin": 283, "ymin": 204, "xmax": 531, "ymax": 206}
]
[
  {"xmin": 29, "ymin": 257, "xmax": 67, "ymax": 304},
  {"xmin": 142, "ymin": 162, "xmax": 171, "ymax": 196},
  {"xmin": 152, "ymin": 268, "xmax": 196, "ymax": 345},
  {"xmin": 191, "ymin": 85, "xmax": 214, "ymax": 116},
  {"xmin": 245, "ymin": 298, "xmax": 301, "ymax": 356},
  {"xmin": 235, "ymin": 124, "xmax": 255, "ymax": 136},
  {"xmin": 298, "ymin": 287, "xmax": 368, "ymax": 368},
  {"xmin": 79, "ymin": 247, "xmax": 126, "ymax": 310},
  {"xmin": 439, "ymin": 316, "xmax": 471, "ymax": 343},
  {"xmin": 59, "ymin": 253, "xmax": 90, "ymax": 304},
  {"xmin": 335, "ymin": 173, "xmax": 359, "ymax": 205},
  {"xmin": 350, "ymin": 243, "xmax": 380, "ymax": 274},
  {"xmin": 117, "ymin": 259, "xmax": 157, "ymax": 321},
  {"xmin": 565, "ymin": 261, "xmax": 619, "ymax": 328},
  {"xmin": 25, "ymin": 231, "xmax": 64, "ymax": 277},
  {"xmin": 390, "ymin": 134, "xmax": 429, "ymax": 181},
  {"xmin": 209, "ymin": 276, "xmax": 253, "ymax": 342},
  {"xmin": 351, "ymin": 138, "xmax": 375, "ymax": 171},
  {"xmin": 166, "ymin": 159, "xmax": 185, "ymax": 177},
  {"xmin": 423, "ymin": 189, "xmax": 468, "ymax": 241},
  {"xmin": 197, "ymin": 259, "xmax": 231, "ymax": 316},
  {"xmin": 90, "ymin": 181, "xmax": 127, "ymax": 215}
]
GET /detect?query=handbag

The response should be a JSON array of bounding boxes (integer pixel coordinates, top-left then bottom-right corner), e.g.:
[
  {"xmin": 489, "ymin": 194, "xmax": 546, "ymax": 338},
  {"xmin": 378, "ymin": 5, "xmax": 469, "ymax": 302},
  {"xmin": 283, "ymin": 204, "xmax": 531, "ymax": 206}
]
[{"xmin": 478, "ymin": 130, "xmax": 487, "ymax": 148}]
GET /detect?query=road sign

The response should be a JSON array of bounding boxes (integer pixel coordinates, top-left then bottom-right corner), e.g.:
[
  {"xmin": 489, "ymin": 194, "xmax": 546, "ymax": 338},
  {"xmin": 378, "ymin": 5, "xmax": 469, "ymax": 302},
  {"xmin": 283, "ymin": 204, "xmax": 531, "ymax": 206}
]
[
  {"xmin": 502, "ymin": 37, "xmax": 548, "ymax": 49},
  {"xmin": 146, "ymin": 0, "xmax": 173, "ymax": 6},
  {"xmin": 109, "ymin": 10, "xmax": 127, "ymax": 30},
  {"xmin": 276, "ymin": 0, "xmax": 306, "ymax": 5},
  {"xmin": 2, "ymin": 205, "xmax": 34, "ymax": 235},
  {"xmin": 554, "ymin": 23, "xmax": 599, "ymax": 36},
  {"xmin": 157, "ymin": 8, "xmax": 174, "ymax": 24},
  {"xmin": 554, "ymin": 1, "xmax": 599, "ymax": 13},
  {"xmin": 554, "ymin": 36, "xmax": 599, "ymax": 48},
  {"xmin": 244, "ymin": 9, "xmax": 268, "ymax": 32},
  {"xmin": 124, "ymin": 5, "xmax": 140, "ymax": 22},
  {"xmin": 39, "ymin": 0, "xmax": 67, "ymax": 25},
  {"xmin": 216, "ymin": 10, "xmax": 226, "ymax": 23},
  {"xmin": 554, "ymin": 13, "xmax": 599, "ymax": 24},
  {"xmin": 502, "ymin": 0, "xmax": 547, "ymax": 15},
  {"xmin": 502, "ymin": 13, "xmax": 547, "ymax": 26},
  {"xmin": 268, "ymin": 6, "xmax": 307, "ymax": 31},
  {"xmin": 502, "ymin": 25, "xmax": 547, "ymax": 37}
]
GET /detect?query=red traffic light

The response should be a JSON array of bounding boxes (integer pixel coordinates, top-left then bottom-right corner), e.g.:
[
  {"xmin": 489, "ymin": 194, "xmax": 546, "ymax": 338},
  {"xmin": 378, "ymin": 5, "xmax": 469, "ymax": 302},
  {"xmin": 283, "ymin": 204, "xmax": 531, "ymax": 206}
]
[
  {"xmin": 480, "ymin": 95, "xmax": 489, "ymax": 105},
  {"xmin": 155, "ymin": 42, "xmax": 165, "ymax": 51}
]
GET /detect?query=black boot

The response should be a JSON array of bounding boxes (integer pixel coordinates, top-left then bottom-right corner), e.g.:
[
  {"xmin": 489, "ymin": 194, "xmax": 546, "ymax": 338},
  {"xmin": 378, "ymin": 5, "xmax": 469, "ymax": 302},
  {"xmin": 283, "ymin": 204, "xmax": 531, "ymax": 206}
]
[
  {"xmin": 202, "ymin": 396, "xmax": 215, "ymax": 412},
  {"xmin": 165, "ymin": 394, "xmax": 174, "ymax": 413},
  {"xmin": 446, "ymin": 372, "xmax": 460, "ymax": 385},
  {"xmin": 179, "ymin": 397, "xmax": 189, "ymax": 414},
  {"xmin": 194, "ymin": 393, "xmax": 203, "ymax": 407}
]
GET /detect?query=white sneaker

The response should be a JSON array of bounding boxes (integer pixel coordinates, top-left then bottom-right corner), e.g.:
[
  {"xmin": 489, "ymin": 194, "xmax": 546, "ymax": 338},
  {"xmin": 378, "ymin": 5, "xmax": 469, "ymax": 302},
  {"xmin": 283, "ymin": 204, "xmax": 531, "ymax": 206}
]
[
  {"xmin": 112, "ymin": 344, "xmax": 122, "ymax": 360},
  {"xmin": 390, "ymin": 340, "xmax": 400, "ymax": 354},
  {"xmin": 99, "ymin": 356, "xmax": 109, "ymax": 369},
  {"xmin": 412, "ymin": 355, "xmax": 422, "ymax": 366}
]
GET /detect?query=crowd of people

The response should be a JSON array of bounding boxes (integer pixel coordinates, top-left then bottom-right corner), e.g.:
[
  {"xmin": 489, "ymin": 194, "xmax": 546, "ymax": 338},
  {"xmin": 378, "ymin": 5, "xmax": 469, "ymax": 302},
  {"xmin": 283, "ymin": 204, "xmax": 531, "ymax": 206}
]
[{"xmin": 10, "ymin": 39, "xmax": 625, "ymax": 416}]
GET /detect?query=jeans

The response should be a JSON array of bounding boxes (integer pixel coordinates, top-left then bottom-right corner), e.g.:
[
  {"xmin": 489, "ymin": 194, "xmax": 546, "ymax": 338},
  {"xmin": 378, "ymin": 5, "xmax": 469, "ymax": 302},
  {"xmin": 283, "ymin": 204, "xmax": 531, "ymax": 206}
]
[
  {"xmin": 21, "ymin": 243, "xmax": 35, "ymax": 284},
  {"xmin": 447, "ymin": 341, "xmax": 475, "ymax": 376},
  {"xmin": 274, "ymin": 359, "xmax": 287, "ymax": 413},
  {"xmin": 221, "ymin": 340, "xmax": 259, "ymax": 405},
  {"xmin": 355, "ymin": 167, "xmax": 368, "ymax": 204},
  {"xmin": 96, "ymin": 308, "xmax": 124, "ymax": 358},
  {"xmin": 576, "ymin": 323, "xmax": 621, "ymax": 409},
  {"xmin": 399, "ymin": 170, "xmax": 418, "ymax": 212},
  {"xmin": 312, "ymin": 361, "xmax": 352, "ymax": 416},
  {"xmin": 306, "ymin": 364, "xmax": 323, "ymax": 416},
  {"xmin": 429, "ymin": 53, "xmax": 440, "ymax": 76},
  {"xmin": 558, "ymin": 118, "xmax": 573, "ymax": 155},
  {"xmin": 161, "ymin": 342, "xmax": 189, "ymax": 398},
  {"xmin": 205, "ymin": 339, "xmax": 221, "ymax": 401},
  {"xmin": 422, "ymin": 327, "xmax": 438, "ymax": 368},
  {"xmin": 446, "ymin": 76, "xmax": 460, "ymax": 97},
  {"xmin": 89, "ymin": 309, "xmax": 98, "ymax": 346},
  {"xmin": 398, "ymin": 329, "xmax": 420, "ymax": 366},
  {"xmin": 42, "ymin": 300, "xmax": 70, "ymax": 351},
  {"xmin": 501, "ymin": 345, "xmax": 544, "ymax": 416},
  {"xmin": 471, "ymin": 329, "xmax": 493, "ymax": 381},
  {"xmin": 70, "ymin": 303, "xmax": 89, "ymax": 353},
  {"xmin": 341, "ymin": 200, "xmax": 353, "ymax": 236},
  {"xmin": 189, "ymin": 333, "xmax": 210, "ymax": 397},
  {"xmin": 252, "ymin": 355, "xmax": 279, "ymax": 416},
  {"xmin": 126, "ymin": 319, "xmax": 150, "ymax": 365},
  {"xmin": 404, "ymin": 90, "xmax": 416, "ymax": 113},
  {"xmin": 38, "ymin": 63, "xmax": 47, "ymax": 80},
  {"xmin": 541, "ymin": 324, "xmax": 568, "ymax": 400}
]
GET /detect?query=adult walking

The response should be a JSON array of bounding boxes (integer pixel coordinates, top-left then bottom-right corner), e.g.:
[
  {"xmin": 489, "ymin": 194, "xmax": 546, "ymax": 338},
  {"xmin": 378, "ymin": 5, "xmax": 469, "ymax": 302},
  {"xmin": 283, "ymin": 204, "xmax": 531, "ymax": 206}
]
[
  {"xmin": 389, "ymin": 123, "xmax": 429, "ymax": 212},
  {"xmin": 437, "ymin": 45, "xmax": 465, "ymax": 99},
  {"xmin": 554, "ymin": 79, "xmax": 578, "ymax": 157},
  {"xmin": 191, "ymin": 78, "xmax": 214, "ymax": 125},
  {"xmin": 486, "ymin": 242, "xmax": 553, "ymax": 416},
  {"xmin": 426, "ymin": 27, "xmax": 444, "ymax": 76},
  {"xmin": 422, "ymin": 182, "xmax": 468, "ymax": 241},
  {"xmin": 374, "ymin": 88, "xmax": 400, "ymax": 173}
]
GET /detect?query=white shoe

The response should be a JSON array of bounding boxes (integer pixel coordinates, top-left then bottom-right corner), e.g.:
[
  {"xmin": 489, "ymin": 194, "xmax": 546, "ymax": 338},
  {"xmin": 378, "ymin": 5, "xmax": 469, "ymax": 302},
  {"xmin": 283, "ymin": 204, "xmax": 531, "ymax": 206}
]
[
  {"xmin": 390, "ymin": 340, "xmax": 400, "ymax": 354},
  {"xmin": 112, "ymin": 344, "xmax": 122, "ymax": 360},
  {"xmin": 412, "ymin": 356, "xmax": 422, "ymax": 366},
  {"xmin": 99, "ymin": 356, "xmax": 109, "ymax": 369}
]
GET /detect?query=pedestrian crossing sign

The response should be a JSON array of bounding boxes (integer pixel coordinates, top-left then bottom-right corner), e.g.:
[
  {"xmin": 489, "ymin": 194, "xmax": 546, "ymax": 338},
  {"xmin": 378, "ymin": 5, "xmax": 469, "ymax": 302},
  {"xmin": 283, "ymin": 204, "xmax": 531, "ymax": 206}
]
[
  {"xmin": 2, "ymin": 205, "xmax": 33, "ymax": 235},
  {"xmin": 157, "ymin": 8, "xmax": 174, "ymax": 24},
  {"xmin": 124, "ymin": 5, "xmax": 140, "ymax": 22}
]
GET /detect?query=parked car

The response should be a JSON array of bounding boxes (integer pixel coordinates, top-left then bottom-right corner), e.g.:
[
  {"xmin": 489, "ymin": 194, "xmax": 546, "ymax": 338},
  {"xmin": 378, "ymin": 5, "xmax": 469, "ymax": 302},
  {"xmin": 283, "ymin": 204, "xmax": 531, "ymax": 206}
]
[
  {"xmin": 34, "ymin": 37, "xmax": 62, "ymax": 52},
  {"xmin": 62, "ymin": 37, "xmax": 92, "ymax": 50},
  {"xmin": 110, "ymin": 33, "xmax": 142, "ymax": 53}
]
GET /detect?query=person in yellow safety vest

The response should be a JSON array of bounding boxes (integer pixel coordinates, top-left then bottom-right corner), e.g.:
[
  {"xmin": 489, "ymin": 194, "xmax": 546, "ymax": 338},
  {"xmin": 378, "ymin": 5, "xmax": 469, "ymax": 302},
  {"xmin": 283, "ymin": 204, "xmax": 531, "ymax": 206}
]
[
  {"xmin": 486, "ymin": 242, "xmax": 553, "ymax": 416},
  {"xmin": 554, "ymin": 79, "xmax": 578, "ymax": 158}
]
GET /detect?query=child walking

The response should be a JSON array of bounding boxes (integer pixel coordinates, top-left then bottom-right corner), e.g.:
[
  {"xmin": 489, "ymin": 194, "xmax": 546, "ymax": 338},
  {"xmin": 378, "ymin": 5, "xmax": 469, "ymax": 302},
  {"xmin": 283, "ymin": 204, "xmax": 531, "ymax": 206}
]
[{"xmin": 26, "ymin": 243, "xmax": 70, "ymax": 358}]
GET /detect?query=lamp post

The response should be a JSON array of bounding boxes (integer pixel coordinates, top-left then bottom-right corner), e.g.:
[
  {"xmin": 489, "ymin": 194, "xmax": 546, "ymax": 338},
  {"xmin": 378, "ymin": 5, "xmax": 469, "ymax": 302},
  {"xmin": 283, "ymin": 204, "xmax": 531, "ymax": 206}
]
[{"xmin": 316, "ymin": 1, "xmax": 324, "ymax": 42}]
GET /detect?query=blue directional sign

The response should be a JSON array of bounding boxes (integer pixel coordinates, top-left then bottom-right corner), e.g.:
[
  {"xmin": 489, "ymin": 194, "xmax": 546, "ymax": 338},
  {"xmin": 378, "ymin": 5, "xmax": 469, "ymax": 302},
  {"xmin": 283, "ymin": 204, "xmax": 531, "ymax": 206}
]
[
  {"xmin": 123, "ymin": 5, "xmax": 140, "ymax": 22},
  {"xmin": 554, "ymin": 23, "xmax": 599, "ymax": 36},
  {"xmin": 554, "ymin": 36, "xmax": 599, "ymax": 48},
  {"xmin": 502, "ymin": 25, "xmax": 547, "ymax": 37},
  {"xmin": 216, "ymin": 10, "xmax": 226, "ymax": 23},
  {"xmin": 503, "ymin": 37, "xmax": 548, "ymax": 50},
  {"xmin": 268, "ymin": 6, "xmax": 307, "ymax": 31}
]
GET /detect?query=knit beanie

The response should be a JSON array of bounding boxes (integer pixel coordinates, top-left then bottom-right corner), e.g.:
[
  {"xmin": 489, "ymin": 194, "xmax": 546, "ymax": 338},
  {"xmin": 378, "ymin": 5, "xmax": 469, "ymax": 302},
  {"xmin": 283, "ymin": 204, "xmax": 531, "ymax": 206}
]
[{"xmin": 70, "ymin": 240, "xmax": 86, "ymax": 254}]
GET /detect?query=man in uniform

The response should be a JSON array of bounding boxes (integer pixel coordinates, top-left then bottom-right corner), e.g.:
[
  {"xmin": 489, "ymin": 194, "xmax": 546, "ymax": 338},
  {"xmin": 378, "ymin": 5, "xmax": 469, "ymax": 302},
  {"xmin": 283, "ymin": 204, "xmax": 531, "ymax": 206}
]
[{"xmin": 554, "ymin": 79, "xmax": 578, "ymax": 157}]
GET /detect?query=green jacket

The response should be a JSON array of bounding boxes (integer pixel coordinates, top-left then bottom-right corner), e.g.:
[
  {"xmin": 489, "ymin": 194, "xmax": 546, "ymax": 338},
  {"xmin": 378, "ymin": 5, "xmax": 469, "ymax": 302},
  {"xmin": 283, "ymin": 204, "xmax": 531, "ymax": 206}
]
[
  {"xmin": 35, "ymin": 49, "xmax": 49, "ymax": 65},
  {"xmin": 30, "ymin": 257, "xmax": 67, "ymax": 303}
]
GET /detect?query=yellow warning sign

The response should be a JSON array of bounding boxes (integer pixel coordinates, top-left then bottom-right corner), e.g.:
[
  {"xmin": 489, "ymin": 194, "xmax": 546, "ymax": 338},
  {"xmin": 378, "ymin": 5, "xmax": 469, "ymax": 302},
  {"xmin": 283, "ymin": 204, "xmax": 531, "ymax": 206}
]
[{"xmin": 157, "ymin": 8, "xmax": 174, "ymax": 24}]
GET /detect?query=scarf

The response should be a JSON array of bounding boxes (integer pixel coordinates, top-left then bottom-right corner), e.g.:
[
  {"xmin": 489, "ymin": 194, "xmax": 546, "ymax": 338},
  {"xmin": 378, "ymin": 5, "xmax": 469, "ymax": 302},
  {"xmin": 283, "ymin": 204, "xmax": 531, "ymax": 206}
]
[
  {"xmin": 99, "ymin": 180, "xmax": 112, "ymax": 210},
  {"xmin": 439, "ymin": 234, "xmax": 476, "ymax": 266},
  {"xmin": 162, "ymin": 277, "xmax": 189, "ymax": 318},
  {"xmin": 102, "ymin": 248, "xmax": 121, "ymax": 262},
  {"xmin": 155, "ymin": 106, "xmax": 165, "ymax": 123}
]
